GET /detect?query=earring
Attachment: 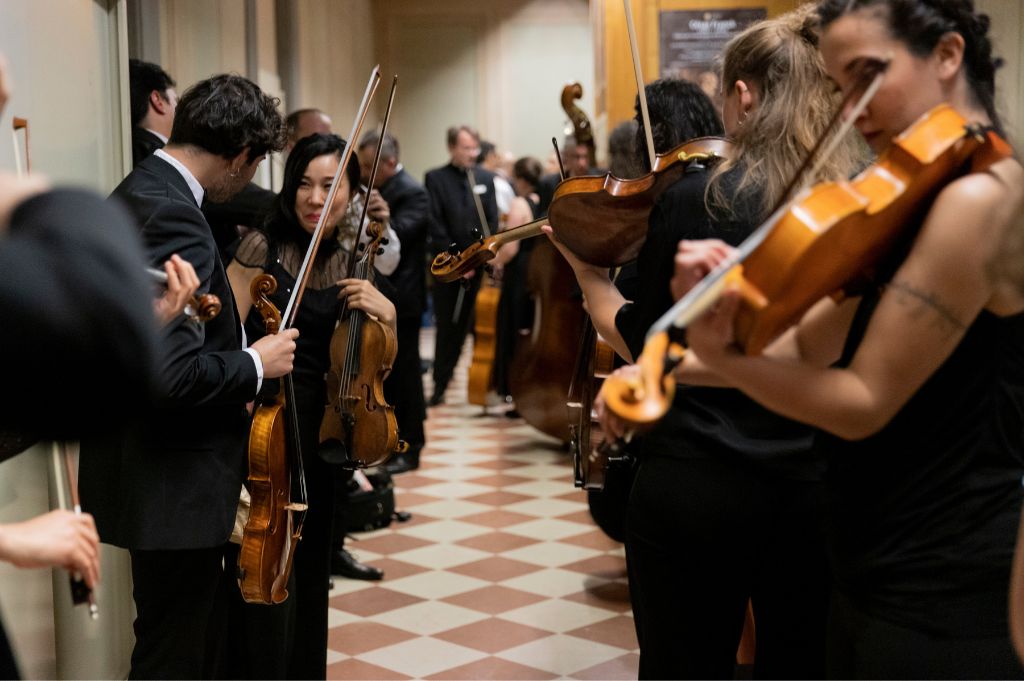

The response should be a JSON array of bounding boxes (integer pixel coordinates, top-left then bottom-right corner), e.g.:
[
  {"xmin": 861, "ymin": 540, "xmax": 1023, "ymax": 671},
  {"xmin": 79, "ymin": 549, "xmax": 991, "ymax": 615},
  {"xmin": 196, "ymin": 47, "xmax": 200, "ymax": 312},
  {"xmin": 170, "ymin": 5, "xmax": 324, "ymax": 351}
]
[{"xmin": 738, "ymin": 110, "xmax": 749, "ymax": 127}]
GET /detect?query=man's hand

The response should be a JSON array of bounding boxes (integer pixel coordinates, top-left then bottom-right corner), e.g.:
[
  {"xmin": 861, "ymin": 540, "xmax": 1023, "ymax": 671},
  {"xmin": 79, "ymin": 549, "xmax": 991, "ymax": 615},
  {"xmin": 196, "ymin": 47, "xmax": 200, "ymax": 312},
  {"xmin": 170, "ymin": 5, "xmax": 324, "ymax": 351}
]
[
  {"xmin": 153, "ymin": 254, "xmax": 200, "ymax": 325},
  {"xmin": 366, "ymin": 189, "xmax": 390, "ymax": 223},
  {"xmin": 0, "ymin": 510, "xmax": 101, "ymax": 588},
  {"xmin": 251, "ymin": 328, "xmax": 299, "ymax": 378}
]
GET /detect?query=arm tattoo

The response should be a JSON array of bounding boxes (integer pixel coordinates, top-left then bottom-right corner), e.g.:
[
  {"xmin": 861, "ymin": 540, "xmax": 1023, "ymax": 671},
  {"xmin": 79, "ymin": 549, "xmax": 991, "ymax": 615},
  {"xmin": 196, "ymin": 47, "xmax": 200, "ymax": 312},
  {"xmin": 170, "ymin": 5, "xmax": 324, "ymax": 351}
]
[{"xmin": 884, "ymin": 279, "xmax": 967, "ymax": 335}]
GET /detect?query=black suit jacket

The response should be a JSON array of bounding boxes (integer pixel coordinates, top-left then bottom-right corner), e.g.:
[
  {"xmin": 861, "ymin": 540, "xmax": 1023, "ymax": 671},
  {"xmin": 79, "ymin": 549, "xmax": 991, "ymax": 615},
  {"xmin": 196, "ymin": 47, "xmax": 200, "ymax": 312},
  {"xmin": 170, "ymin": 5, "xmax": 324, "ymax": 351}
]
[
  {"xmin": 380, "ymin": 168, "xmax": 431, "ymax": 319},
  {"xmin": 0, "ymin": 189, "xmax": 158, "ymax": 440},
  {"xmin": 80, "ymin": 154, "xmax": 259, "ymax": 551},
  {"xmin": 132, "ymin": 127, "xmax": 165, "ymax": 168},
  {"xmin": 424, "ymin": 163, "xmax": 499, "ymax": 256}
]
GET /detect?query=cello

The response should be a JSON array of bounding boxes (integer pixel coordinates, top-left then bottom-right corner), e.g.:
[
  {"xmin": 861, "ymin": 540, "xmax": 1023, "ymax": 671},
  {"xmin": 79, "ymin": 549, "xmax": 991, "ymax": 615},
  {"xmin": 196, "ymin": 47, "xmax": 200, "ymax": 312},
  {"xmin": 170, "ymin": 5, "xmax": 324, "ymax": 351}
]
[
  {"xmin": 237, "ymin": 66, "xmax": 382, "ymax": 604},
  {"xmin": 319, "ymin": 76, "xmax": 406, "ymax": 468}
]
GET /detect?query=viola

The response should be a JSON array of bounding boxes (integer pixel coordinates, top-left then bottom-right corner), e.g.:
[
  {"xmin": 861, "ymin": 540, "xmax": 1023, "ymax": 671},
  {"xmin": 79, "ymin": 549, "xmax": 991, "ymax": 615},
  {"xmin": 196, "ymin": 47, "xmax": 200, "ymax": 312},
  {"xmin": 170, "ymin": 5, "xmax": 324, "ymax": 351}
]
[
  {"xmin": 604, "ymin": 103, "xmax": 1014, "ymax": 427},
  {"xmin": 547, "ymin": 136, "xmax": 731, "ymax": 267},
  {"xmin": 319, "ymin": 220, "xmax": 405, "ymax": 467},
  {"xmin": 237, "ymin": 274, "xmax": 307, "ymax": 604}
]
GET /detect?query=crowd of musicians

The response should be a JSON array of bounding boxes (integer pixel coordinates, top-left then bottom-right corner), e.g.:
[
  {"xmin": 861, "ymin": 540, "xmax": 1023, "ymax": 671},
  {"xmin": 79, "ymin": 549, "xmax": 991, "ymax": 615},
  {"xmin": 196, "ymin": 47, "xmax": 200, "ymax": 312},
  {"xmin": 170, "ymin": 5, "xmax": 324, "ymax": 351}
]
[{"xmin": 3, "ymin": 0, "xmax": 1024, "ymax": 678}]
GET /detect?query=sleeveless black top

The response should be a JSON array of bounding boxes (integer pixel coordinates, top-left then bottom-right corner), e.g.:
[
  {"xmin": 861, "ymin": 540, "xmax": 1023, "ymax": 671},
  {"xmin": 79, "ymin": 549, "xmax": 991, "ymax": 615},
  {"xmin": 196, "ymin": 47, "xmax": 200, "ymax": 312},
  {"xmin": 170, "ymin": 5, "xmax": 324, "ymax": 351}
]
[
  {"xmin": 824, "ymin": 288, "xmax": 1024, "ymax": 637},
  {"xmin": 615, "ymin": 165, "xmax": 818, "ymax": 479}
]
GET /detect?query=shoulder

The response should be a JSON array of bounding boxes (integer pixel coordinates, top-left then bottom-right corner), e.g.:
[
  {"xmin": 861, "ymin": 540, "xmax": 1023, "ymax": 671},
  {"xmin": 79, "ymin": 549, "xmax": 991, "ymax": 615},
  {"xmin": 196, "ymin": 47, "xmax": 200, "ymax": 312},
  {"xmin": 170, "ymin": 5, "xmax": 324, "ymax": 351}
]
[
  {"xmin": 233, "ymin": 229, "xmax": 270, "ymax": 269},
  {"xmin": 924, "ymin": 158, "xmax": 1023, "ymax": 250}
]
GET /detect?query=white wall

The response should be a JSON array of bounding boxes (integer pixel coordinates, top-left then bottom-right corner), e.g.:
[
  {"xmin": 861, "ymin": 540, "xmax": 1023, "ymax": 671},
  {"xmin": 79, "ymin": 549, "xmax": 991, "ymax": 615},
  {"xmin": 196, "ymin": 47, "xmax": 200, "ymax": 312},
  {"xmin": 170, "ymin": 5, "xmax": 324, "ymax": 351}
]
[
  {"xmin": 0, "ymin": 2, "xmax": 134, "ymax": 677},
  {"xmin": 976, "ymin": 0, "xmax": 1023, "ymax": 145},
  {"xmin": 373, "ymin": 0, "xmax": 594, "ymax": 181}
]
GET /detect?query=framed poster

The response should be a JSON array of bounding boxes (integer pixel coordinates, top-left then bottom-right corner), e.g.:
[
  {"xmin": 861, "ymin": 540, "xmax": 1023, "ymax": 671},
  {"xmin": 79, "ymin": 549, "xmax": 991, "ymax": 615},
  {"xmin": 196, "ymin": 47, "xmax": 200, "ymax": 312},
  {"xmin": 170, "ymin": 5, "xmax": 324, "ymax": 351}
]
[{"xmin": 659, "ymin": 8, "xmax": 766, "ymax": 106}]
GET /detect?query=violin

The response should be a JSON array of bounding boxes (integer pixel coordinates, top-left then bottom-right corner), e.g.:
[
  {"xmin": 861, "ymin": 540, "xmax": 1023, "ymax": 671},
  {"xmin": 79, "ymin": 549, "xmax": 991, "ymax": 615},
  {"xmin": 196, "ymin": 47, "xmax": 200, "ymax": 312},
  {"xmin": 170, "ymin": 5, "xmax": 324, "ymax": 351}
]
[
  {"xmin": 238, "ymin": 66, "xmax": 382, "ymax": 604},
  {"xmin": 319, "ymin": 76, "xmax": 405, "ymax": 468},
  {"xmin": 605, "ymin": 103, "xmax": 1013, "ymax": 427},
  {"xmin": 547, "ymin": 136, "xmax": 731, "ymax": 267},
  {"xmin": 237, "ymin": 274, "xmax": 307, "ymax": 604},
  {"xmin": 147, "ymin": 266, "xmax": 222, "ymax": 323},
  {"xmin": 319, "ymin": 220, "xmax": 405, "ymax": 467}
]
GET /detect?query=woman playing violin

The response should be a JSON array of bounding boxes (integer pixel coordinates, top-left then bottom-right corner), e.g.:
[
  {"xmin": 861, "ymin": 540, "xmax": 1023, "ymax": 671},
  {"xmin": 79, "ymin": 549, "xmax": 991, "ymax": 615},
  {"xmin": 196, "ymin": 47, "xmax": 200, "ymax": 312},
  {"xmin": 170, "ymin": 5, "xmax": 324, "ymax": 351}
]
[
  {"xmin": 550, "ymin": 9, "xmax": 866, "ymax": 678},
  {"xmin": 676, "ymin": 1, "xmax": 1024, "ymax": 677},
  {"xmin": 225, "ymin": 133, "xmax": 396, "ymax": 679}
]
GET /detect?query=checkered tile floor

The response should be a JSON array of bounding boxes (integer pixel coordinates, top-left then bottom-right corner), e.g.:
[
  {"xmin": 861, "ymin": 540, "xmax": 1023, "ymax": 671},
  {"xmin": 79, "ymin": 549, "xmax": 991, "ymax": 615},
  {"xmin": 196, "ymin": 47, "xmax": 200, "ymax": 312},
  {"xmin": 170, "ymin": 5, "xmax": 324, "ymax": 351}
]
[{"xmin": 325, "ymin": 330, "xmax": 639, "ymax": 680}]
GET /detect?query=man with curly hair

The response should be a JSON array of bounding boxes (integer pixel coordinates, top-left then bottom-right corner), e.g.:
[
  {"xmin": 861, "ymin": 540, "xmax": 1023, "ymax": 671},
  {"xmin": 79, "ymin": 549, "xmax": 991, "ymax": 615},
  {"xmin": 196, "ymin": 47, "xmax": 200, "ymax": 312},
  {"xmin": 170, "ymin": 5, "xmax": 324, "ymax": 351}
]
[{"xmin": 80, "ymin": 74, "xmax": 297, "ymax": 680}]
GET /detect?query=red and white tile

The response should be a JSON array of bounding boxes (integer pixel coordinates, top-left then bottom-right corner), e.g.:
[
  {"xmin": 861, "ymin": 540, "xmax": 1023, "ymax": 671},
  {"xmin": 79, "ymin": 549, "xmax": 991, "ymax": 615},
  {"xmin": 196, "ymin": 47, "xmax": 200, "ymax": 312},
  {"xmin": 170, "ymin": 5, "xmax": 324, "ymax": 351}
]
[{"xmin": 326, "ymin": 332, "xmax": 638, "ymax": 679}]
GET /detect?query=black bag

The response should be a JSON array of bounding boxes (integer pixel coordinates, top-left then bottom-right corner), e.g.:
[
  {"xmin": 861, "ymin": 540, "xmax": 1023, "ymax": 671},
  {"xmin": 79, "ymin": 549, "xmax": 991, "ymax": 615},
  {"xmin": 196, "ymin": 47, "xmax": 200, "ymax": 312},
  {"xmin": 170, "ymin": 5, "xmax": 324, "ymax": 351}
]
[{"xmin": 340, "ymin": 468, "xmax": 397, "ymax": 533}]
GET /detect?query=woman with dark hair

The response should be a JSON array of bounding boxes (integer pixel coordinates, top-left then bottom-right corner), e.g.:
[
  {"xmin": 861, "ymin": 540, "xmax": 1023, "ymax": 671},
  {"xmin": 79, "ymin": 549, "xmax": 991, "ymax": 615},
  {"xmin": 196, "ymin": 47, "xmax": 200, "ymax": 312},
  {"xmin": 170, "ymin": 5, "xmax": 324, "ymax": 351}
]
[
  {"xmin": 225, "ymin": 133, "xmax": 395, "ymax": 679},
  {"xmin": 550, "ymin": 11, "xmax": 867, "ymax": 678},
  {"xmin": 675, "ymin": 1, "xmax": 1024, "ymax": 677}
]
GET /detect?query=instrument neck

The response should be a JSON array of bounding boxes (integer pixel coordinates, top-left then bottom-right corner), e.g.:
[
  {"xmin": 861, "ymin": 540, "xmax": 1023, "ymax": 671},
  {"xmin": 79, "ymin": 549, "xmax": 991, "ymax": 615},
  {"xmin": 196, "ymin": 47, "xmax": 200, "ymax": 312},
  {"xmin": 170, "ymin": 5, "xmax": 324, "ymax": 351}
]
[{"xmin": 490, "ymin": 216, "xmax": 547, "ymax": 248}]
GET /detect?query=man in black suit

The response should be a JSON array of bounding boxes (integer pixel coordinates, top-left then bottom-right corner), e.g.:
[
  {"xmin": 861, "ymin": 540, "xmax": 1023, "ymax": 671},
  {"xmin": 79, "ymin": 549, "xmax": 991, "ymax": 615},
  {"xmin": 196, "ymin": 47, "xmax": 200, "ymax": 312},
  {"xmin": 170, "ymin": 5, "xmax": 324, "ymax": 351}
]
[
  {"xmin": 424, "ymin": 125, "xmax": 499, "ymax": 405},
  {"xmin": 79, "ymin": 74, "xmax": 297, "ymax": 680},
  {"xmin": 536, "ymin": 134, "xmax": 602, "ymax": 214},
  {"xmin": 129, "ymin": 59, "xmax": 176, "ymax": 168},
  {"xmin": 358, "ymin": 130, "xmax": 429, "ymax": 471}
]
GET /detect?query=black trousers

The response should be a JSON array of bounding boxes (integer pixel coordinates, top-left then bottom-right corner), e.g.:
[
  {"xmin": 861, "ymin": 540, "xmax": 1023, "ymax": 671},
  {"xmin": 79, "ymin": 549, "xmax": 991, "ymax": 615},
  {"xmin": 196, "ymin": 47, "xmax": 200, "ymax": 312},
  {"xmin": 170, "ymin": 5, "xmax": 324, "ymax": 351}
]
[
  {"xmin": 384, "ymin": 314, "xmax": 426, "ymax": 453},
  {"xmin": 0, "ymin": 615, "xmax": 19, "ymax": 680},
  {"xmin": 129, "ymin": 545, "xmax": 229, "ymax": 680},
  {"xmin": 827, "ymin": 588, "xmax": 1024, "ymax": 679},
  {"xmin": 626, "ymin": 454, "xmax": 829, "ymax": 680},
  {"xmin": 431, "ymin": 277, "xmax": 480, "ymax": 399},
  {"xmin": 222, "ymin": 395, "xmax": 337, "ymax": 680}
]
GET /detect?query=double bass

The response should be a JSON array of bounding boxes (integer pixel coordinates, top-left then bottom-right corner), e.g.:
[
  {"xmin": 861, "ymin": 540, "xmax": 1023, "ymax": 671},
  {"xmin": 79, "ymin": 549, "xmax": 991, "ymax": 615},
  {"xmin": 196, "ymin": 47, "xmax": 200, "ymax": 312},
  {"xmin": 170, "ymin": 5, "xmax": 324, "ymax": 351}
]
[{"xmin": 466, "ymin": 168, "xmax": 502, "ymax": 408}]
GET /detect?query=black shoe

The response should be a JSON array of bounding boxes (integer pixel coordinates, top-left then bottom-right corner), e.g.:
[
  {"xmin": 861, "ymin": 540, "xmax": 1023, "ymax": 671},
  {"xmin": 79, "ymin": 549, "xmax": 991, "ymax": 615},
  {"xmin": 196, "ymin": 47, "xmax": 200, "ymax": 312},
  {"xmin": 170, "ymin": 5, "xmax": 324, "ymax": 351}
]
[
  {"xmin": 428, "ymin": 392, "xmax": 444, "ymax": 407},
  {"xmin": 331, "ymin": 549, "xmax": 383, "ymax": 581},
  {"xmin": 385, "ymin": 451, "xmax": 420, "ymax": 474}
]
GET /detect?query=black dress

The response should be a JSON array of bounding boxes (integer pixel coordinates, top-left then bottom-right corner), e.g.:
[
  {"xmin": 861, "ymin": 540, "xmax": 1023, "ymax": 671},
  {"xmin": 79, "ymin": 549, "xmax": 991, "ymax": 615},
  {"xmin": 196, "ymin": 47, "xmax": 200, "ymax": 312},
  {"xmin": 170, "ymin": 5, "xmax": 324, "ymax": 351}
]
[
  {"xmin": 823, "ymin": 287, "xmax": 1024, "ymax": 678},
  {"xmin": 224, "ymin": 230, "xmax": 349, "ymax": 680},
  {"xmin": 615, "ymin": 165, "xmax": 828, "ymax": 680}
]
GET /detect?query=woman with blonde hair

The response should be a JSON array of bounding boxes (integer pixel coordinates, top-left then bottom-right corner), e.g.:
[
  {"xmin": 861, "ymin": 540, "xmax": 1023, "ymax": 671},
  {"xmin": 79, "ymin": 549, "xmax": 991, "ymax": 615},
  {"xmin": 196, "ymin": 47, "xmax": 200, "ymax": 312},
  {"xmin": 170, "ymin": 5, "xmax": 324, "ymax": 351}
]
[
  {"xmin": 676, "ymin": 0, "xmax": 1024, "ymax": 676},
  {"xmin": 549, "ymin": 6, "xmax": 866, "ymax": 678}
]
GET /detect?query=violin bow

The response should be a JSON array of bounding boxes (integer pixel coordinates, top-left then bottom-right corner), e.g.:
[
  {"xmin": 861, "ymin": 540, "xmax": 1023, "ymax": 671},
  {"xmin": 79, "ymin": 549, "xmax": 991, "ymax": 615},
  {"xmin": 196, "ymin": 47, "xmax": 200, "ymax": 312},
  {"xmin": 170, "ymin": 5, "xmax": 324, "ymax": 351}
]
[
  {"xmin": 345, "ymin": 75, "xmax": 399, "ymax": 282},
  {"xmin": 282, "ymin": 65, "xmax": 382, "ymax": 328},
  {"xmin": 623, "ymin": 0, "xmax": 656, "ymax": 170},
  {"xmin": 342, "ymin": 75, "xmax": 399, "ymax": 317}
]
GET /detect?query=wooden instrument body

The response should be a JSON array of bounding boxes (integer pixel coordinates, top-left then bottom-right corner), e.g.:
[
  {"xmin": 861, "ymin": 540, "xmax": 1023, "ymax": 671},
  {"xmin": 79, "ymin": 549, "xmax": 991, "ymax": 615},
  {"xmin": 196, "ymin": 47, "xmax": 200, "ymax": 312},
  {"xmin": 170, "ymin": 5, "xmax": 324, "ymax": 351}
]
[
  {"xmin": 733, "ymin": 105, "xmax": 989, "ymax": 354},
  {"xmin": 239, "ymin": 396, "xmax": 297, "ymax": 604},
  {"xmin": 238, "ymin": 274, "xmax": 302, "ymax": 605},
  {"xmin": 320, "ymin": 313, "xmax": 400, "ymax": 468},
  {"xmin": 468, "ymin": 277, "xmax": 501, "ymax": 406},
  {"xmin": 508, "ymin": 238, "xmax": 587, "ymax": 441},
  {"xmin": 549, "ymin": 137, "xmax": 731, "ymax": 266}
]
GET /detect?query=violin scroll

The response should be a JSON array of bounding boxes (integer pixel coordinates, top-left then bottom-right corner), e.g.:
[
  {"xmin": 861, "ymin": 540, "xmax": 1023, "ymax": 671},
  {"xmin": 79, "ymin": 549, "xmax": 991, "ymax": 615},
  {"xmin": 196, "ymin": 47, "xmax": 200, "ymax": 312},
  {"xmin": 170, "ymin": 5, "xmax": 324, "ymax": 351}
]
[
  {"xmin": 187, "ymin": 293, "xmax": 222, "ymax": 323},
  {"xmin": 599, "ymin": 331, "xmax": 683, "ymax": 426},
  {"xmin": 251, "ymin": 274, "xmax": 282, "ymax": 334},
  {"xmin": 431, "ymin": 240, "xmax": 499, "ymax": 282}
]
